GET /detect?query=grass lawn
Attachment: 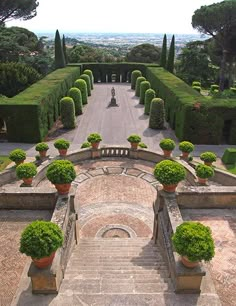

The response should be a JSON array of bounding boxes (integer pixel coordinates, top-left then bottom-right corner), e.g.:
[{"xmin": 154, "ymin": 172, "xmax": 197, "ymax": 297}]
[
  {"xmin": 0, "ymin": 156, "xmax": 11, "ymax": 172},
  {"xmin": 226, "ymin": 164, "xmax": 236, "ymax": 175}
]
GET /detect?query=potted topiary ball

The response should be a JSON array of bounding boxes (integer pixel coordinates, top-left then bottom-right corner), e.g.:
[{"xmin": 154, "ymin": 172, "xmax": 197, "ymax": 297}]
[
  {"xmin": 154, "ymin": 160, "xmax": 186, "ymax": 192},
  {"xmin": 172, "ymin": 221, "xmax": 215, "ymax": 268},
  {"xmin": 127, "ymin": 134, "xmax": 141, "ymax": 150},
  {"xmin": 35, "ymin": 142, "xmax": 49, "ymax": 158},
  {"xmin": 16, "ymin": 162, "xmax": 37, "ymax": 186},
  {"xmin": 179, "ymin": 141, "xmax": 194, "ymax": 159},
  {"xmin": 54, "ymin": 138, "xmax": 70, "ymax": 156},
  {"xmin": 195, "ymin": 164, "xmax": 214, "ymax": 185},
  {"xmin": 9, "ymin": 149, "xmax": 26, "ymax": 166},
  {"xmin": 20, "ymin": 220, "xmax": 63, "ymax": 269},
  {"xmin": 159, "ymin": 138, "xmax": 176, "ymax": 157},
  {"xmin": 200, "ymin": 151, "xmax": 217, "ymax": 166},
  {"xmin": 87, "ymin": 133, "xmax": 102, "ymax": 149},
  {"xmin": 46, "ymin": 160, "xmax": 76, "ymax": 195}
]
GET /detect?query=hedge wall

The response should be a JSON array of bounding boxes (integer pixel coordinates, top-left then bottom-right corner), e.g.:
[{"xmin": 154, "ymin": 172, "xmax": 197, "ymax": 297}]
[
  {"xmin": 0, "ymin": 67, "xmax": 81, "ymax": 142},
  {"xmin": 146, "ymin": 67, "xmax": 236, "ymax": 144}
]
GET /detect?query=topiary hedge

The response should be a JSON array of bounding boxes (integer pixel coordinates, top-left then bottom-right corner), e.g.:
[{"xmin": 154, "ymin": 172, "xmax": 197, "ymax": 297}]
[
  {"xmin": 131, "ymin": 70, "xmax": 142, "ymax": 90},
  {"xmin": 83, "ymin": 69, "xmax": 94, "ymax": 89},
  {"xmin": 222, "ymin": 148, "xmax": 236, "ymax": 164},
  {"xmin": 79, "ymin": 74, "xmax": 91, "ymax": 96},
  {"xmin": 68, "ymin": 87, "xmax": 83, "ymax": 115},
  {"xmin": 149, "ymin": 98, "xmax": 165, "ymax": 129},
  {"xmin": 74, "ymin": 79, "xmax": 88, "ymax": 104},
  {"xmin": 135, "ymin": 76, "xmax": 146, "ymax": 97},
  {"xmin": 140, "ymin": 81, "xmax": 151, "ymax": 104},
  {"xmin": 60, "ymin": 97, "xmax": 76, "ymax": 129},
  {"xmin": 144, "ymin": 89, "xmax": 156, "ymax": 115}
]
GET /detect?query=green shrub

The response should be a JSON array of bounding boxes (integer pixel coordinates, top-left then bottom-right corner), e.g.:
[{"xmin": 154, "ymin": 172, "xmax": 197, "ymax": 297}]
[
  {"xmin": 172, "ymin": 221, "xmax": 215, "ymax": 262},
  {"xmin": 149, "ymin": 98, "xmax": 165, "ymax": 129},
  {"xmin": 144, "ymin": 89, "xmax": 156, "ymax": 115},
  {"xmin": 60, "ymin": 96, "xmax": 76, "ymax": 129},
  {"xmin": 154, "ymin": 160, "xmax": 186, "ymax": 185},
  {"xmin": 35, "ymin": 142, "xmax": 49, "ymax": 152},
  {"xmin": 80, "ymin": 74, "xmax": 91, "ymax": 96},
  {"xmin": 81, "ymin": 142, "xmax": 91, "ymax": 149},
  {"xmin": 222, "ymin": 148, "xmax": 236, "ymax": 164},
  {"xmin": 83, "ymin": 69, "xmax": 94, "ymax": 89},
  {"xmin": 139, "ymin": 142, "xmax": 148, "ymax": 148},
  {"xmin": 74, "ymin": 79, "xmax": 88, "ymax": 104},
  {"xmin": 87, "ymin": 133, "xmax": 102, "ymax": 143},
  {"xmin": 195, "ymin": 164, "xmax": 214, "ymax": 178},
  {"xmin": 127, "ymin": 134, "xmax": 141, "ymax": 143},
  {"xmin": 230, "ymin": 87, "xmax": 236, "ymax": 94},
  {"xmin": 54, "ymin": 29, "xmax": 66, "ymax": 69},
  {"xmin": 140, "ymin": 81, "xmax": 151, "ymax": 104},
  {"xmin": 135, "ymin": 76, "xmax": 146, "ymax": 97},
  {"xmin": 9, "ymin": 149, "xmax": 26, "ymax": 163},
  {"xmin": 192, "ymin": 86, "xmax": 201, "ymax": 92},
  {"xmin": 20, "ymin": 220, "xmax": 63, "ymax": 259},
  {"xmin": 159, "ymin": 138, "xmax": 176, "ymax": 151},
  {"xmin": 192, "ymin": 81, "xmax": 201, "ymax": 87},
  {"xmin": 179, "ymin": 141, "xmax": 194, "ymax": 153},
  {"xmin": 68, "ymin": 87, "xmax": 83, "ymax": 115},
  {"xmin": 131, "ymin": 70, "xmax": 142, "ymax": 90},
  {"xmin": 210, "ymin": 84, "xmax": 219, "ymax": 92},
  {"xmin": 16, "ymin": 162, "xmax": 37, "ymax": 179},
  {"xmin": 200, "ymin": 151, "xmax": 217, "ymax": 163},
  {"xmin": 54, "ymin": 138, "xmax": 70, "ymax": 150},
  {"xmin": 46, "ymin": 160, "xmax": 76, "ymax": 184}
]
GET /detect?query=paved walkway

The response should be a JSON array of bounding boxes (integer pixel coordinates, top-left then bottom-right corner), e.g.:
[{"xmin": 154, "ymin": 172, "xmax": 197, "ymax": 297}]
[{"xmin": 0, "ymin": 83, "xmax": 235, "ymax": 157}]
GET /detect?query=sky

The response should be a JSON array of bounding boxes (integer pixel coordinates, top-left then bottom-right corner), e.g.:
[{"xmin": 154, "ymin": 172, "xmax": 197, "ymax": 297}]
[{"xmin": 7, "ymin": 0, "xmax": 222, "ymax": 34}]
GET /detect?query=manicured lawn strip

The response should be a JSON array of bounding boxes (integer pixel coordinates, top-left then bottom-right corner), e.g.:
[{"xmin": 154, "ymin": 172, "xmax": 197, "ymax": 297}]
[{"xmin": 0, "ymin": 156, "xmax": 11, "ymax": 172}]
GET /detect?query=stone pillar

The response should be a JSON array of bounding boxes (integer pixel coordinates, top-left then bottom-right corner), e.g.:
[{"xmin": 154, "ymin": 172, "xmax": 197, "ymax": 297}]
[
  {"xmin": 91, "ymin": 148, "xmax": 101, "ymax": 159},
  {"xmin": 129, "ymin": 148, "xmax": 138, "ymax": 159}
]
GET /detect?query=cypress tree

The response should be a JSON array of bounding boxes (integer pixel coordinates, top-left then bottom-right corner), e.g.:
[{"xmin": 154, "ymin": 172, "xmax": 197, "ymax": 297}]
[
  {"xmin": 167, "ymin": 35, "xmax": 175, "ymax": 73},
  {"xmin": 62, "ymin": 35, "xmax": 68, "ymax": 64},
  {"xmin": 54, "ymin": 30, "xmax": 66, "ymax": 69},
  {"xmin": 160, "ymin": 34, "xmax": 167, "ymax": 68}
]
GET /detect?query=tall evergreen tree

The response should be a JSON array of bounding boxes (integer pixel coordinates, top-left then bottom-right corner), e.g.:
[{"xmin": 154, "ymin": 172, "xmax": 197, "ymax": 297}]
[
  {"xmin": 62, "ymin": 35, "xmax": 68, "ymax": 64},
  {"xmin": 160, "ymin": 34, "xmax": 167, "ymax": 68},
  {"xmin": 167, "ymin": 35, "xmax": 175, "ymax": 73},
  {"xmin": 54, "ymin": 30, "xmax": 65, "ymax": 69}
]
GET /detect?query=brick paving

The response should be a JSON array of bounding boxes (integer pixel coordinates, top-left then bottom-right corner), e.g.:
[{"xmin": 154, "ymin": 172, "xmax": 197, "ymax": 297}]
[{"xmin": 0, "ymin": 210, "xmax": 52, "ymax": 306}]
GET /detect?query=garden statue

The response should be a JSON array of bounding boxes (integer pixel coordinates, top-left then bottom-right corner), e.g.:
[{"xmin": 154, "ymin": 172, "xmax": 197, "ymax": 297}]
[{"xmin": 108, "ymin": 87, "xmax": 118, "ymax": 107}]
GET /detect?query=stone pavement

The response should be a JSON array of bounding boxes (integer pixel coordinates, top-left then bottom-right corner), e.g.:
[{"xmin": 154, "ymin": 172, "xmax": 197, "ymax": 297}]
[{"xmin": 0, "ymin": 83, "xmax": 235, "ymax": 158}]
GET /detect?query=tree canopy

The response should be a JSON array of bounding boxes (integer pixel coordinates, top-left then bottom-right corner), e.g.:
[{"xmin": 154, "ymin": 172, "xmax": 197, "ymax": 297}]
[
  {"xmin": 125, "ymin": 44, "xmax": 161, "ymax": 63},
  {"xmin": 0, "ymin": 0, "xmax": 38, "ymax": 26}
]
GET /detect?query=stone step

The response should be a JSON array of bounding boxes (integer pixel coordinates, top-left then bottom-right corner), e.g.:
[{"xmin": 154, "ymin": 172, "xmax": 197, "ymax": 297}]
[{"xmin": 64, "ymin": 272, "xmax": 170, "ymax": 280}]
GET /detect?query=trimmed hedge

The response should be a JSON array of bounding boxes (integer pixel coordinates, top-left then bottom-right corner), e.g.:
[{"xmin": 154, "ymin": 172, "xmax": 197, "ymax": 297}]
[
  {"xmin": 60, "ymin": 96, "xmax": 76, "ymax": 129},
  {"xmin": 140, "ymin": 81, "xmax": 151, "ymax": 104},
  {"xmin": 144, "ymin": 89, "xmax": 156, "ymax": 115},
  {"xmin": 80, "ymin": 74, "xmax": 91, "ymax": 96},
  {"xmin": 83, "ymin": 69, "xmax": 94, "ymax": 89},
  {"xmin": 149, "ymin": 98, "xmax": 165, "ymax": 129},
  {"xmin": 74, "ymin": 79, "xmax": 88, "ymax": 104},
  {"xmin": 131, "ymin": 70, "xmax": 142, "ymax": 90},
  {"xmin": 222, "ymin": 148, "xmax": 236, "ymax": 164},
  {"xmin": 68, "ymin": 87, "xmax": 83, "ymax": 115},
  {"xmin": 135, "ymin": 76, "xmax": 146, "ymax": 97}
]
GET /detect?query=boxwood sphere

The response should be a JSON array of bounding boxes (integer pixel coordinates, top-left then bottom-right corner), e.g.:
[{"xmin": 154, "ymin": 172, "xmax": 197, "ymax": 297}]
[
  {"xmin": 9, "ymin": 149, "xmax": 26, "ymax": 162},
  {"xmin": 46, "ymin": 160, "xmax": 76, "ymax": 184},
  {"xmin": 16, "ymin": 162, "xmax": 37, "ymax": 179},
  {"xmin": 74, "ymin": 79, "xmax": 88, "ymax": 104},
  {"xmin": 154, "ymin": 160, "xmax": 186, "ymax": 185},
  {"xmin": 131, "ymin": 70, "xmax": 142, "ymax": 90}
]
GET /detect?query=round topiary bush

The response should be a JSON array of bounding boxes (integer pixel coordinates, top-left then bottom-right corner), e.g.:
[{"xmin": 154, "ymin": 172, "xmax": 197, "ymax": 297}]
[
  {"xmin": 172, "ymin": 221, "xmax": 215, "ymax": 262},
  {"xmin": 127, "ymin": 134, "xmax": 141, "ymax": 143},
  {"xmin": 80, "ymin": 74, "xmax": 91, "ymax": 96},
  {"xmin": 200, "ymin": 151, "xmax": 217, "ymax": 163},
  {"xmin": 16, "ymin": 162, "xmax": 37, "ymax": 179},
  {"xmin": 74, "ymin": 79, "xmax": 88, "ymax": 104},
  {"xmin": 179, "ymin": 141, "xmax": 194, "ymax": 153},
  {"xmin": 20, "ymin": 220, "xmax": 63, "ymax": 259},
  {"xmin": 139, "ymin": 142, "xmax": 148, "ymax": 148},
  {"xmin": 9, "ymin": 149, "xmax": 26, "ymax": 163},
  {"xmin": 192, "ymin": 86, "xmax": 201, "ymax": 93},
  {"xmin": 83, "ymin": 69, "xmax": 94, "ymax": 89},
  {"xmin": 46, "ymin": 160, "xmax": 76, "ymax": 184},
  {"xmin": 210, "ymin": 84, "xmax": 219, "ymax": 93},
  {"xmin": 68, "ymin": 87, "xmax": 83, "ymax": 115},
  {"xmin": 144, "ymin": 89, "xmax": 156, "ymax": 115},
  {"xmin": 87, "ymin": 133, "xmax": 102, "ymax": 143},
  {"xmin": 192, "ymin": 81, "xmax": 201, "ymax": 87},
  {"xmin": 140, "ymin": 81, "xmax": 151, "ymax": 104},
  {"xmin": 60, "ymin": 97, "xmax": 75, "ymax": 129},
  {"xmin": 81, "ymin": 142, "xmax": 91, "ymax": 149},
  {"xmin": 154, "ymin": 160, "xmax": 186, "ymax": 185},
  {"xmin": 35, "ymin": 142, "xmax": 49, "ymax": 152},
  {"xmin": 131, "ymin": 70, "xmax": 142, "ymax": 90},
  {"xmin": 195, "ymin": 164, "xmax": 214, "ymax": 179},
  {"xmin": 54, "ymin": 138, "xmax": 70, "ymax": 150},
  {"xmin": 149, "ymin": 98, "xmax": 165, "ymax": 129},
  {"xmin": 159, "ymin": 138, "xmax": 176, "ymax": 151},
  {"xmin": 135, "ymin": 76, "xmax": 146, "ymax": 97}
]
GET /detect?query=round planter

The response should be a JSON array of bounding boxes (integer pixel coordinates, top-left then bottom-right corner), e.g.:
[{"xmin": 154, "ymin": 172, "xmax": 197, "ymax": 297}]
[
  {"xmin": 22, "ymin": 177, "xmax": 33, "ymax": 185},
  {"xmin": 162, "ymin": 184, "xmax": 178, "ymax": 193},
  {"xmin": 39, "ymin": 150, "xmax": 48, "ymax": 158},
  {"xmin": 54, "ymin": 183, "xmax": 71, "ymax": 195},
  {"xmin": 91, "ymin": 142, "xmax": 100, "ymax": 149},
  {"xmin": 181, "ymin": 256, "xmax": 199, "ymax": 268},
  {"xmin": 162, "ymin": 150, "xmax": 172, "ymax": 157},
  {"xmin": 32, "ymin": 251, "xmax": 56, "ymax": 269},
  {"xmin": 15, "ymin": 160, "xmax": 24, "ymax": 166},
  {"xmin": 130, "ymin": 142, "xmax": 138, "ymax": 150},
  {"xmin": 197, "ymin": 177, "xmax": 208, "ymax": 185},
  {"xmin": 181, "ymin": 151, "xmax": 189, "ymax": 159},
  {"xmin": 58, "ymin": 149, "xmax": 67, "ymax": 156},
  {"xmin": 204, "ymin": 161, "xmax": 212, "ymax": 166}
]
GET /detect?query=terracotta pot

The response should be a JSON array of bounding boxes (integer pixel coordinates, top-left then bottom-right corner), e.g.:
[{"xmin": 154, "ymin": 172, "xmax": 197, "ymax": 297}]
[
  {"xmin": 181, "ymin": 256, "xmax": 199, "ymax": 268},
  {"xmin": 32, "ymin": 251, "xmax": 56, "ymax": 269},
  {"xmin": 91, "ymin": 142, "xmax": 100, "ymax": 149},
  {"xmin": 181, "ymin": 151, "xmax": 189, "ymax": 159},
  {"xmin": 204, "ymin": 161, "xmax": 212, "ymax": 166},
  {"xmin": 39, "ymin": 150, "xmax": 48, "ymax": 158},
  {"xmin": 15, "ymin": 160, "xmax": 24, "ymax": 166},
  {"xmin": 130, "ymin": 142, "xmax": 138, "ymax": 150},
  {"xmin": 54, "ymin": 183, "xmax": 71, "ymax": 195},
  {"xmin": 162, "ymin": 150, "xmax": 172, "ymax": 157},
  {"xmin": 22, "ymin": 177, "xmax": 33, "ymax": 185},
  {"xmin": 197, "ymin": 177, "xmax": 208, "ymax": 185},
  {"xmin": 58, "ymin": 149, "xmax": 67, "ymax": 156},
  {"xmin": 162, "ymin": 184, "xmax": 178, "ymax": 193}
]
